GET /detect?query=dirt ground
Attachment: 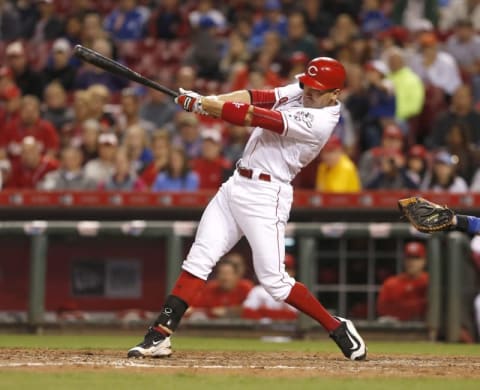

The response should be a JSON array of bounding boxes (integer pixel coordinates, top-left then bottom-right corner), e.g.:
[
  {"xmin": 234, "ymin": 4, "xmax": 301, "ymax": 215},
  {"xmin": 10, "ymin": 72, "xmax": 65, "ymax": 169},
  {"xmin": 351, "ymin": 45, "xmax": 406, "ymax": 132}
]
[{"xmin": 1, "ymin": 349, "xmax": 480, "ymax": 378}]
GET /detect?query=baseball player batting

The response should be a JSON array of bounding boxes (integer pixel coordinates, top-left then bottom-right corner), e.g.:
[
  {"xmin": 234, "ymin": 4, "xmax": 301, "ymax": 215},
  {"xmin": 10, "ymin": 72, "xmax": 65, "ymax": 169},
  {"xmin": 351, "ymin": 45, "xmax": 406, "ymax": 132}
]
[{"xmin": 128, "ymin": 57, "xmax": 367, "ymax": 361}]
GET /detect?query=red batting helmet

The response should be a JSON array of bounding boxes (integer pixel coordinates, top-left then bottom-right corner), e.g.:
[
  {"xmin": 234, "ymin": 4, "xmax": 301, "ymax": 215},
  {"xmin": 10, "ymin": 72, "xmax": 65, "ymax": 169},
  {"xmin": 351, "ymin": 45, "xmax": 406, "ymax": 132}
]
[{"xmin": 297, "ymin": 57, "xmax": 346, "ymax": 91}]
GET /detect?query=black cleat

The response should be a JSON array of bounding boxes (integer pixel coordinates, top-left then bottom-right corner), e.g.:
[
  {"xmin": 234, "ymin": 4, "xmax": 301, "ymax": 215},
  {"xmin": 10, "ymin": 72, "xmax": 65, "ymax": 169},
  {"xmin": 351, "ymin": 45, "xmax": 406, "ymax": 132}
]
[
  {"xmin": 330, "ymin": 316, "xmax": 367, "ymax": 361},
  {"xmin": 127, "ymin": 327, "xmax": 172, "ymax": 358}
]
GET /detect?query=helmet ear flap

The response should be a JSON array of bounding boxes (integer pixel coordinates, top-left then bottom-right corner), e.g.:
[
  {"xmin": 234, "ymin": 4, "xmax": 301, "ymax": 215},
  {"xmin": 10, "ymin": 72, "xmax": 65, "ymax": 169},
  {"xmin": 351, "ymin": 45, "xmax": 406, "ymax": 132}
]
[{"xmin": 299, "ymin": 82, "xmax": 304, "ymax": 90}]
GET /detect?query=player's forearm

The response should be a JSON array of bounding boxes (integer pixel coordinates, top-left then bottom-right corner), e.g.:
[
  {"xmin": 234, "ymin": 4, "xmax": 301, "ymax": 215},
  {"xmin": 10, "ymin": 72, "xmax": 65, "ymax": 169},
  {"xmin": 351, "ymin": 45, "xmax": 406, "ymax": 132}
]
[
  {"xmin": 216, "ymin": 90, "xmax": 251, "ymax": 104},
  {"xmin": 455, "ymin": 215, "xmax": 480, "ymax": 234}
]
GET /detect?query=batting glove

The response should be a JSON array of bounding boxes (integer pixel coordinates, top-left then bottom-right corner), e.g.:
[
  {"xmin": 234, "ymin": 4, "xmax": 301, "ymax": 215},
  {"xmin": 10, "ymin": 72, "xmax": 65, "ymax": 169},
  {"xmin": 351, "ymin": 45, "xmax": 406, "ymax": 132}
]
[{"xmin": 175, "ymin": 88, "xmax": 209, "ymax": 115}]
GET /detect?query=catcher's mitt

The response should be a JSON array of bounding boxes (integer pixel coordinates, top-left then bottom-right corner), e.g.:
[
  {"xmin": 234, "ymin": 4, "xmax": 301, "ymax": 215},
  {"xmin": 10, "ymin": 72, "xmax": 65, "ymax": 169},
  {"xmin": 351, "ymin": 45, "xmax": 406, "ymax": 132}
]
[{"xmin": 398, "ymin": 197, "xmax": 455, "ymax": 233}]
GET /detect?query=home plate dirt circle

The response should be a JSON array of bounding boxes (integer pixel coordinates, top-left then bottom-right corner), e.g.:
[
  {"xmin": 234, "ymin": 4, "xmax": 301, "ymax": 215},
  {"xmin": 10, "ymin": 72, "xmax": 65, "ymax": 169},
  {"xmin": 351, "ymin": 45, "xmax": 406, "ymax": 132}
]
[{"xmin": 1, "ymin": 349, "xmax": 480, "ymax": 378}]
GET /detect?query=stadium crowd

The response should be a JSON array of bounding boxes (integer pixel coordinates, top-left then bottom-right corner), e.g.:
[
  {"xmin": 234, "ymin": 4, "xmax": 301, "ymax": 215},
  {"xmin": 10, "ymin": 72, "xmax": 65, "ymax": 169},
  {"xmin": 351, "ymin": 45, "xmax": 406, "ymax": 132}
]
[{"xmin": 0, "ymin": 0, "xmax": 479, "ymax": 192}]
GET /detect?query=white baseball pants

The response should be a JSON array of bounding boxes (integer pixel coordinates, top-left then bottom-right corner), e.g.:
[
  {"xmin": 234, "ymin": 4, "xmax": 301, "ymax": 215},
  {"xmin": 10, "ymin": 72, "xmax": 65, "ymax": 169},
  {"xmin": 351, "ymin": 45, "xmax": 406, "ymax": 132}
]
[{"xmin": 182, "ymin": 170, "xmax": 295, "ymax": 301}]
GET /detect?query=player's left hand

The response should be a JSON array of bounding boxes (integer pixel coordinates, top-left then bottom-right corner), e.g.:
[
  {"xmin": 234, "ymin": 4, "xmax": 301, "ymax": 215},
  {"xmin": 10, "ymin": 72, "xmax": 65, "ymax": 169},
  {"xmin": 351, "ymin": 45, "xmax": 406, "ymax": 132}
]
[{"xmin": 175, "ymin": 88, "xmax": 208, "ymax": 115}]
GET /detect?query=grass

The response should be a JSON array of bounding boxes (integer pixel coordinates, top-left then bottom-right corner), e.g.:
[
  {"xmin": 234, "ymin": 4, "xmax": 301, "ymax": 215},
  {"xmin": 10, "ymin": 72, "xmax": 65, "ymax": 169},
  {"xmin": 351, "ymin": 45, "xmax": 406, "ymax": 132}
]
[
  {"xmin": 0, "ymin": 334, "xmax": 479, "ymax": 389},
  {"xmin": 1, "ymin": 373, "xmax": 479, "ymax": 390}
]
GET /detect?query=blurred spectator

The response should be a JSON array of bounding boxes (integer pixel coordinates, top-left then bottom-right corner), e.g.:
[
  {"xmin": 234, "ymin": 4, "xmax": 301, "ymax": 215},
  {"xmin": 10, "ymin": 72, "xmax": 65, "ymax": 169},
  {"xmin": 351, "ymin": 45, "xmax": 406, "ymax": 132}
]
[
  {"xmin": 31, "ymin": 0, "xmax": 65, "ymax": 43},
  {"xmin": 123, "ymin": 124, "xmax": 153, "ymax": 174},
  {"xmin": 223, "ymin": 124, "xmax": 249, "ymax": 167},
  {"xmin": 191, "ymin": 128, "xmax": 231, "ymax": 190},
  {"xmin": 468, "ymin": 164, "xmax": 480, "ymax": 192},
  {"xmin": 249, "ymin": 0, "xmax": 288, "ymax": 50},
  {"xmin": 385, "ymin": 47, "xmax": 425, "ymax": 122},
  {"xmin": 183, "ymin": 15, "xmax": 223, "ymax": 81},
  {"xmin": 315, "ymin": 135, "xmax": 361, "ymax": 193},
  {"xmin": 99, "ymin": 147, "xmax": 146, "ymax": 191},
  {"xmin": 171, "ymin": 112, "xmax": 202, "ymax": 159},
  {"xmin": 322, "ymin": 13, "xmax": 358, "ymax": 56},
  {"xmin": 445, "ymin": 20, "xmax": 480, "ymax": 83},
  {"xmin": 242, "ymin": 253, "xmax": 297, "ymax": 321},
  {"xmin": 0, "ymin": 0, "xmax": 20, "ymax": 41},
  {"xmin": 444, "ymin": 122, "xmax": 476, "ymax": 184},
  {"xmin": 80, "ymin": 11, "xmax": 108, "ymax": 49},
  {"xmin": 359, "ymin": 0, "xmax": 392, "ymax": 36},
  {"xmin": 189, "ymin": 258, "xmax": 253, "ymax": 319},
  {"xmin": 377, "ymin": 241, "xmax": 428, "ymax": 321},
  {"xmin": 38, "ymin": 146, "xmax": 96, "ymax": 190},
  {"xmin": 77, "ymin": 119, "xmax": 100, "ymax": 163},
  {"xmin": 5, "ymin": 41, "xmax": 45, "ymax": 98},
  {"xmin": 42, "ymin": 38, "xmax": 77, "ymax": 91},
  {"xmin": 152, "ymin": 145, "xmax": 199, "ymax": 192},
  {"xmin": 421, "ymin": 150, "xmax": 468, "ymax": 192},
  {"xmin": 15, "ymin": 0, "xmax": 40, "ymax": 39},
  {"xmin": 175, "ymin": 65, "xmax": 196, "ymax": 92},
  {"xmin": 42, "ymin": 82, "xmax": 74, "ymax": 132},
  {"xmin": 63, "ymin": 90, "xmax": 94, "ymax": 147},
  {"xmin": 438, "ymin": 0, "xmax": 480, "ymax": 32},
  {"xmin": 392, "ymin": 0, "xmax": 438, "ymax": 31},
  {"xmin": 86, "ymin": 84, "xmax": 116, "ymax": 131},
  {"xmin": 84, "ymin": 132, "xmax": 117, "ymax": 185},
  {"xmin": 220, "ymin": 31, "xmax": 251, "ymax": 82},
  {"xmin": 0, "ymin": 84, "xmax": 22, "ymax": 127},
  {"xmin": 103, "ymin": 0, "xmax": 145, "ymax": 41},
  {"xmin": 428, "ymin": 85, "xmax": 480, "ymax": 148},
  {"xmin": 283, "ymin": 11, "xmax": 320, "ymax": 61},
  {"xmin": 139, "ymin": 79, "xmax": 177, "ymax": 129},
  {"xmin": 73, "ymin": 38, "xmax": 128, "ymax": 92},
  {"xmin": 148, "ymin": 0, "xmax": 187, "ymax": 40},
  {"xmin": 359, "ymin": 60, "xmax": 396, "ymax": 150},
  {"xmin": 358, "ymin": 124, "xmax": 405, "ymax": 186},
  {"xmin": 409, "ymin": 32, "xmax": 462, "ymax": 99},
  {"xmin": 189, "ymin": 0, "xmax": 227, "ymax": 31},
  {"xmin": 0, "ymin": 95, "xmax": 59, "ymax": 161},
  {"xmin": 4, "ymin": 136, "xmax": 59, "ymax": 189},
  {"xmin": 223, "ymin": 252, "xmax": 250, "ymax": 281},
  {"xmin": 405, "ymin": 144, "xmax": 430, "ymax": 187},
  {"xmin": 302, "ymin": 0, "xmax": 335, "ymax": 38},
  {"xmin": 140, "ymin": 129, "xmax": 170, "ymax": 187},
  {"xmin": 64, "ymin": 15, "xmax": 83, "ymax": 46},
  {"xmin": 117, "ymin": 88, "xmax": 155, "ymax": 137},
  {"xmin": 365, "ymin": 149, "xmax": 417, "ymax": 190}
]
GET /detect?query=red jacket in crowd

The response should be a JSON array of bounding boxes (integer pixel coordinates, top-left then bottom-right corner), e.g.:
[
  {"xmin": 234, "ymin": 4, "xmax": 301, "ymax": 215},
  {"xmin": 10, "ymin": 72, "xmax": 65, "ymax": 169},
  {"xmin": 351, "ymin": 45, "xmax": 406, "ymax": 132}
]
[
  {"xmin": 377, "ymin": 272, "xmax": 429, "ymax": 321},
  {"xmin": 0, "ymin": 118, "xmax": 59, "ymax": 160},
  {"xmin": 191, "ymin": 279, "xmax": 253, "ymax": 318},
  {"xmin": 191, "ymin": 156, "xmax": 231, "ymax": 190},
  {"xmin": 5, "ymin": 156, "xmax": 59, "ymax": 189}
]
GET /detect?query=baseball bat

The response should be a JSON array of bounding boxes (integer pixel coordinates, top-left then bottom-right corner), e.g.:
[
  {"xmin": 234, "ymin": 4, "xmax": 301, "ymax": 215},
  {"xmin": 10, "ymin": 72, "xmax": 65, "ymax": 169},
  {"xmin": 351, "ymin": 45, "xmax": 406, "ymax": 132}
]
[{"xmin": 73, "ymin": 44, "xmax": 179, "ymax": 98}]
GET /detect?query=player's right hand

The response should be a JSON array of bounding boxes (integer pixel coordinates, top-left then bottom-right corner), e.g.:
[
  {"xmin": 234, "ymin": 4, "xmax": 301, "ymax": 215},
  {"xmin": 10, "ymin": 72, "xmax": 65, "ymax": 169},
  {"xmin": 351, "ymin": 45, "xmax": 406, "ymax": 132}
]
[{"xmin": 175, "ymin": 88, "xmax": 208, "ymax": 115}]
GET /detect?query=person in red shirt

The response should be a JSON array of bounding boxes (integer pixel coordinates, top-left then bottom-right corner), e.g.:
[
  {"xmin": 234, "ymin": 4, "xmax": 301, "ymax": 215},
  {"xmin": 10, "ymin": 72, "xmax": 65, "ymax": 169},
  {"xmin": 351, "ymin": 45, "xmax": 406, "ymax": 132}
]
[
  {"xmin": 191, "ymin": 128, "xmax": 231, "ymax": 190},
  {"xmin": 0, "ymin": 84, "xmax": 21, "ymax": 128},
  {"xmin": 188, "ymin": 258, "xmax": 253, "ymax": 319},
  {"xmin": 140, "ymin": 129, "xmax": 170, "ymax": 188},
  {"xmin": 4, "ymin": 136, "xmax": 59, "ymax": 189},
  {"xmin": 377, "ymin": 241, "xmax": 429, "ymax": 321},
  {"xmin": 0, "ymin": 95, "xmax": 59, "ymax": 162}
]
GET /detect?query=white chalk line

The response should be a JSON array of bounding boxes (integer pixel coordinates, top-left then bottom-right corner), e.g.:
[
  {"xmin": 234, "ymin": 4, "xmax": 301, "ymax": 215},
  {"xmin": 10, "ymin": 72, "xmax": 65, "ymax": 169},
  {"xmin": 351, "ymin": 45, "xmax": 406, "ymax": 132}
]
[{"xmin": 0, "ymin": 361, "xmax": 321, "ymax": 370}]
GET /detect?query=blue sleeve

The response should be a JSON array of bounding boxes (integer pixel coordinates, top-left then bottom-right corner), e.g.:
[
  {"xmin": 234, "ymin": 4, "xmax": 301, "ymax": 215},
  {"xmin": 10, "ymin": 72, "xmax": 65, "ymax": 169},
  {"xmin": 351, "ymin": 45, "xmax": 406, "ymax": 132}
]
[
  {"xmin": 152, "ymin": 173, "xmax": 165, "ymax": 191},
  {"xmin": 467, "ymin": 216, "xmax": 480, "ymax": 234},
  {"xmin": 184, "ymin": 172, "xmax": 199, "ymax": 191}
]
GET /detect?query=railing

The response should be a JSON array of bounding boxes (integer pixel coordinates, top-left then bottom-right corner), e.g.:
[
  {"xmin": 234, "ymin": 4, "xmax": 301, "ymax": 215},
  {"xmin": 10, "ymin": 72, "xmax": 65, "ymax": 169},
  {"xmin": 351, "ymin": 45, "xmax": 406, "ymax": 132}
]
[{"xmin": 0, "ymin": 220, "xmax": 474, "ymax": 341}]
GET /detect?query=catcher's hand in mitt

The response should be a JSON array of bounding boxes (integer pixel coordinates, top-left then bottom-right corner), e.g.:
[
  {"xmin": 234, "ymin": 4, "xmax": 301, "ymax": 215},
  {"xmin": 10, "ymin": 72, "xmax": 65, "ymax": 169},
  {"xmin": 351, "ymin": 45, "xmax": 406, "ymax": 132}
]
[{"xmin": 398, "ymin": 197, "xmax": 456, "ymax": 233}]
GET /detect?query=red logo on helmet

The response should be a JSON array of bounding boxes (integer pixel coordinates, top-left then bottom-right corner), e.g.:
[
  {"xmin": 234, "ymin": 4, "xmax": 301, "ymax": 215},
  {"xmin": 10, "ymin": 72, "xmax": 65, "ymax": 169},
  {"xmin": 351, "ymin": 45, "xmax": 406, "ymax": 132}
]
[{"xmin": 307, "ymin": 65, "xmax": 318, "ymax": 77}]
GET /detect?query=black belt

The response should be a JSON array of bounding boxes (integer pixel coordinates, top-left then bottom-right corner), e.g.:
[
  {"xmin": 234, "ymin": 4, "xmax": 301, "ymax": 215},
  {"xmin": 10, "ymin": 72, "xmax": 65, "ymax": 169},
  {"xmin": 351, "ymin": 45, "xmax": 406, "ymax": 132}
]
[{"xmin": 237, "ymin": 167, "xmax": 271, "ymax": 182}]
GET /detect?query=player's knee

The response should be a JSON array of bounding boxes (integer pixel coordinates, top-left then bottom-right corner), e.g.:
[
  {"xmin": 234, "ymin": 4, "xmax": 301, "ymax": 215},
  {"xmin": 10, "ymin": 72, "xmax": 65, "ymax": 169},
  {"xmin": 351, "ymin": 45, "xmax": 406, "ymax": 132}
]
[{"xmin": 261, "ymin": 280, "xmax": 291, "ymax": 301}]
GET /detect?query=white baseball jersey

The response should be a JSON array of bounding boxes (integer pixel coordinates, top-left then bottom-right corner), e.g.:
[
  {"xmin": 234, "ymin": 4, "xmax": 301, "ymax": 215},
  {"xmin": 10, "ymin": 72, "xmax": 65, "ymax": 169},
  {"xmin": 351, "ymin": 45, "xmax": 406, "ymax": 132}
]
[
  {"xmin": 240, "ymin": 83, "xmax": 341, "ymax": 183},
  {"xmin": 182, "ymin": 83, "xmax": 341, "ymax": 302}
]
